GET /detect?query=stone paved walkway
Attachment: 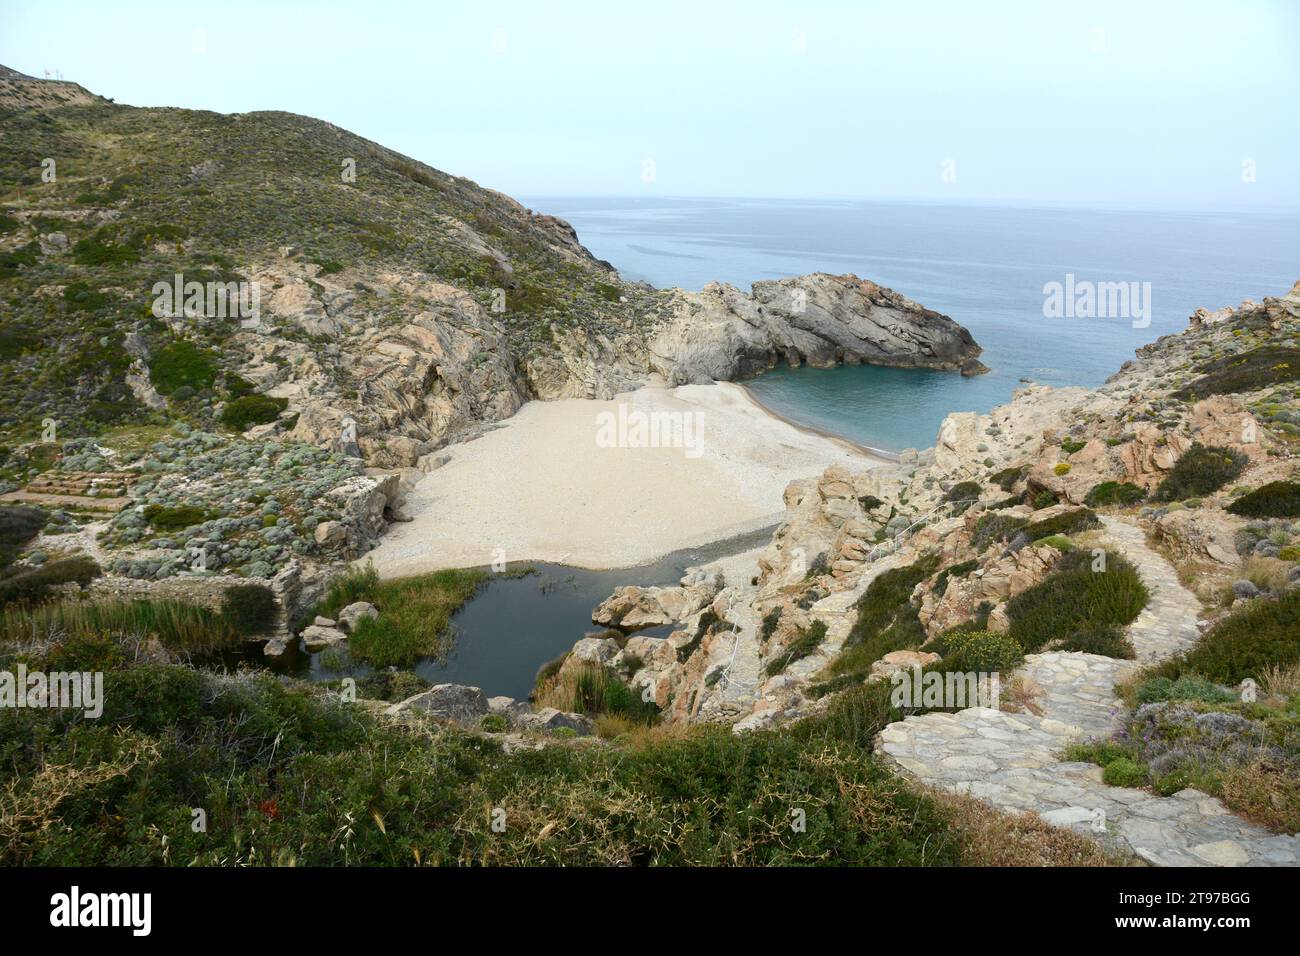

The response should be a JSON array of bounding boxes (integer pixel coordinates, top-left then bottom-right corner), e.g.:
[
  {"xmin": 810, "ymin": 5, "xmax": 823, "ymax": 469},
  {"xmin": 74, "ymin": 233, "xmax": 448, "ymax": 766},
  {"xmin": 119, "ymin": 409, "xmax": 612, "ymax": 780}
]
[{"xmin": 875, "ymin": 516, "xmax": 1300, "ymax": 866}]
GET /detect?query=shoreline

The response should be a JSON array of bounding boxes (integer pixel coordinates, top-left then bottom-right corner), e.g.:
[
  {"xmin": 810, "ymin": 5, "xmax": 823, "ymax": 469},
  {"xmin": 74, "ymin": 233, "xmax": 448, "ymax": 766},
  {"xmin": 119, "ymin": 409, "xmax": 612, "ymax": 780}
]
[
  {"xmin": 365, "ymin": 381, "xmax": 881, "ymax": 577},
  {"xmin": 733, "ymin": 379, "xmax": 903, "ymax": 462}
]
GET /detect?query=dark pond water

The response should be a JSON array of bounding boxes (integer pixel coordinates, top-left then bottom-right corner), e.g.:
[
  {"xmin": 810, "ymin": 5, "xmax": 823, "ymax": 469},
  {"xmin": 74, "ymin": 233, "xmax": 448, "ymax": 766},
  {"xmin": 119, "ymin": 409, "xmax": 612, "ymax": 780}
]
[{"xmin": 264, "ymin": 524, "xmax": 774, "ymax": 700}]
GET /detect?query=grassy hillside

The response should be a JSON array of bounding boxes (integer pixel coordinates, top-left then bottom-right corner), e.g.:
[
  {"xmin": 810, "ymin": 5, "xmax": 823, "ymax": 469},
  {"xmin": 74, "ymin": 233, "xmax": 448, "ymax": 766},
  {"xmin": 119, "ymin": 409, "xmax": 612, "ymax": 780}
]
[{"xmin": 0, "ymin": 83, "xmax": 653, "ymax": 445}]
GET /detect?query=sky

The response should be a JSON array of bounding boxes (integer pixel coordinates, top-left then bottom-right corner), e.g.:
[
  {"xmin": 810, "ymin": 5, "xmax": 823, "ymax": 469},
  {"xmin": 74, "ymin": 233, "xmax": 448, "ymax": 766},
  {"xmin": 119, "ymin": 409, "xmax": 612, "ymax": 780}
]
[{"xmin": 1, "ymin": 0, "xmax": 1297, "ymax": 206}]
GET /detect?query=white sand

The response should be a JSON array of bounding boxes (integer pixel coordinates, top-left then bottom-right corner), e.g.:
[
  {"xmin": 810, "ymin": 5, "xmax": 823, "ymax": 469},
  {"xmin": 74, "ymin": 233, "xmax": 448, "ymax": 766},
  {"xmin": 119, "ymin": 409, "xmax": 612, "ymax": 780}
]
[{"xmin": 366, "ymin": 382, "xmax": 882, "ymax": 576}]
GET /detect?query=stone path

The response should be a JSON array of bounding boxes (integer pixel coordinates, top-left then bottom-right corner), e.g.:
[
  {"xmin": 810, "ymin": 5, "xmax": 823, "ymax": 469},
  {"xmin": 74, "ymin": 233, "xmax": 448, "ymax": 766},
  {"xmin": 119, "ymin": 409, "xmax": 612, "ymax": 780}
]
[{"xmin": 876, "ymin": 516, "xmax": 1300, "ymax": 866}]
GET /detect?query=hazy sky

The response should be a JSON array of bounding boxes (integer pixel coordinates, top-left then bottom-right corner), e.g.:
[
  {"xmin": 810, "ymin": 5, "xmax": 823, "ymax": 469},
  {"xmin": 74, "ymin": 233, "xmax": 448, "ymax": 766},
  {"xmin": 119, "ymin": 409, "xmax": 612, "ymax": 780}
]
[{"xmin": 2, "ymin": 0, "xmax": 1297, "ymax": 205}]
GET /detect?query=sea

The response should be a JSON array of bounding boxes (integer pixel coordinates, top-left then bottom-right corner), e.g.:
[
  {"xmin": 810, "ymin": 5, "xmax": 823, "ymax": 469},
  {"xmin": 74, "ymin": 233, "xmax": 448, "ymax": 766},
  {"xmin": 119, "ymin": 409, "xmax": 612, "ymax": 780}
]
[{"xmin": 525, "ymin": 197, "xmax": 1300, "ymax": 454}]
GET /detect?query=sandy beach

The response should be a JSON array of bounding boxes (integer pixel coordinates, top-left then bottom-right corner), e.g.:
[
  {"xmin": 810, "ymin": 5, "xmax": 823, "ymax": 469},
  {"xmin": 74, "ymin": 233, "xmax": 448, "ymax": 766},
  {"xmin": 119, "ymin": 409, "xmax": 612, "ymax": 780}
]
[{"xmin": 366, "ymin": 382, "xmax": 884, "ymax": 576}]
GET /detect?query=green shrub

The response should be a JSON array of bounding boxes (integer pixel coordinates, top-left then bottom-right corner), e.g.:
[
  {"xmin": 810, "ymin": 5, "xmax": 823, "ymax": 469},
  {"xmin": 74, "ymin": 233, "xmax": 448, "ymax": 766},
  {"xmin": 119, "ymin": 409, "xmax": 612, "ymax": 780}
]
[
  {"xmin": 677, "ymin": 609, "xmax": 719, "ymax": 662},
  {"xmin": 1053, "ymin": 463, "xmax": 1071, "ymax": 476},
  {"xmin": 1065, "ymin": 741, "xmax": 1133, "ymax": 766},
  {"xmin": 1053, "ymin": 624, "xmax": 1134, "ymax": 658},
  {"xmin": 1005, "ymin": 549, "xmax": 1149, "ymax": 654},
  {"xmin": 1135, "ymin": 674, "xmax": 1238, "ymax": 705},
  {"xmin": 0, "ymin": 505, "xmax": 47, "ymax": 569},
  {"xmin": 71, "ymin": 228, "xmax": 142, "ymax": 266},
  {"xmin": 0, "ymin": 557, "xmax": 101, "ymax": 609},
  {"xmin": 150, "ymin": 340, "xmax": 218, "ymax": 395},
  {"xmin": 143, "ymin": 504, "xmax": 209, "ymax": 531},
  {"xmin": 1060, "ymin": 438, "xmax": 1087, "ymax": 455},
  {"xmin": 990, "ymin": 466, "xmax": 1026, "ymax": 492},
  {"xmin": 1032, "ymin": 490, "xmax": 1057, "ymax": 509},
  {"xmin": 480, "ymin": 714, "xmax": 508, "ymax": 732},
  {"xmin": 760, "ymin": 606, "xmax": 782, "ymax": 643},
  {"xmin": 1032, "ymin": 534, "xmax": 1074, "ymax": 551},
  {"xmin": 933, "ymin": 559, "xmax": 979, "ymax": 597},
  {"xmin": 1226, "ymin": 481, "xmax": 1300, "ymax": 518},
  {"xmin": 1153, "ymin": 443, "xmax": 1247, "ymax": 502},
  {"xmin": 1102, "ymin": 758, "xmax": 1147, "ymax": 788},
  {"xmin": 766, "ymin": 619, "xmax": 828, "ymax": 677},
  {"xmin": 941, "ymin": 629, "xmax": 1024, "ymax": 672},
  {"xmin": 944, "ymin": 481, "xmax": 981, "ymax": 514},
  {"xmin": 1084, "ymin": 481, "xmax": 1147, "ymax": 507},
  {"xmin": 824, "ymin": 555, "xmax": 940, "ymax": 680},
  {"xmin": 1172, "ymin": 589, "xmax": 1300, "ymax": 684},
  {"xmin": 346, "ymin": 568, "xmax": 488, "ymax": 668},
  {"xmin": 971, "ymin": 513, "xmax": 1028, "ymax": 552},
  {"xmin": 220, "ymin": 583, "xmax": 277, "ymax": 635},
  {"xmin": 220, "ymin": 394, "xmax": 287, "ymax": 431},
  {"xmin": 62, "ymin": 281, "xmax": 112, "ymax": 312},
  {"xmin": 1022, "ymin": 508, "xmax": 1100, "ymax": 540},
  {"xmin": 1173, "ymin": 346, "xmax": 1300, "ymax": 400}
]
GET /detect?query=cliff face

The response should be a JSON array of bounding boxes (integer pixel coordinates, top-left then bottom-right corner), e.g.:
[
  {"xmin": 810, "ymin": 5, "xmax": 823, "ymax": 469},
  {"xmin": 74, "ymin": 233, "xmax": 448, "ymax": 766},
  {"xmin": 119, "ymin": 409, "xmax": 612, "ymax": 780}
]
[
  {"xmin": 0, "ymin": 68, "xmax": 983, "ymax": 467},
  {"xmin": 587, "ymin": 282, "xmax": 1300, "ymax": 731}
]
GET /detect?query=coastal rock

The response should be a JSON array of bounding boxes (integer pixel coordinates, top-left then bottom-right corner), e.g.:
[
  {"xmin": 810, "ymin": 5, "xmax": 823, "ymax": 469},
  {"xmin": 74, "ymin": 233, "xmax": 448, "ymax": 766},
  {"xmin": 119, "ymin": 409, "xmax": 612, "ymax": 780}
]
[
  {"xmin": 648, "ymin": 273, "xmax": 983, "ymax": 384},
  {"xmin": 591, "ymin": 573, "xmax": 720, "ymax": 629}
]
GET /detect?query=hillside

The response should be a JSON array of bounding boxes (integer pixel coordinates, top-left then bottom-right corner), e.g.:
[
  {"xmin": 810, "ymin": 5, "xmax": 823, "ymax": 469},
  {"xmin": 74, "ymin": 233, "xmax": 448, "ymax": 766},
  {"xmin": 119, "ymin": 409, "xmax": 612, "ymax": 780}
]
[{"xmin": 0, "ymin": 69, "xmax": 983, "ymax": 471}]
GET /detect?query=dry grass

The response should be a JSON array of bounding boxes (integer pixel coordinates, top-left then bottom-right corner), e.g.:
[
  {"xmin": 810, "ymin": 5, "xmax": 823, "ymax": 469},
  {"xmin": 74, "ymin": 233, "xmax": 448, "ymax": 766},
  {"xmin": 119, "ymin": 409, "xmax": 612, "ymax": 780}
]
[
  {"xmin": 0, "ymin": 735, "xmax": 158, "ymax": 861},
  {"xmin": 1220, "ymin": 759, "xmax": 1300, "ymax": 834},
  {"xmin": 1258, "ymin": 662, "xmax": 1300, "ymax": 703},
  {"xmin": 1000, "ymin": 674, "xmax": 1045, "ymax": 716},
  {"xmin": 927, "ymin": 789, "xmax": 1138, "ymax": 866},
  {"xmin": 1239, "ymin": 555, "xmax": 1294, "ymax": 593}
]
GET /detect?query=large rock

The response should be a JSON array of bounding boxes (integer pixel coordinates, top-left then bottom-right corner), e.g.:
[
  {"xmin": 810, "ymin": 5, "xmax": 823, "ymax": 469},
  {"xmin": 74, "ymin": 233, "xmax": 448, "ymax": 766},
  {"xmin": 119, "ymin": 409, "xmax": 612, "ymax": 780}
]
[
  {"xmin": 386, "ymin": 683, "xmax": 489, "ymax": 724},
  {"xmin": 300, "ymin": 624, "xmax": 347, "ymax": 651},
  {"xmin": 648, "ymin": 274, "xmax": 983, "ymax": 384},
  {"xmin": 517, "ymin": 707, "xmax": 595, "ymax": 736},
  {"xmin": 337, "ymin": 601, "xmax": 379, "ymax": 631},
  {"xmin": 592, "ymin": 573, "xmax": 720, "ymax": 629}
]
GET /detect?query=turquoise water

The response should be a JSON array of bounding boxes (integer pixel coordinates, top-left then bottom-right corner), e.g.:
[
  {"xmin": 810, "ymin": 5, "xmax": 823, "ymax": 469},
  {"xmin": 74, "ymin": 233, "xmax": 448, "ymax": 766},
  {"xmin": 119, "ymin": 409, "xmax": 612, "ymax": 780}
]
[{"xmin": 526, "ymin": 198, "xmax": 1300, "ymax": 452}]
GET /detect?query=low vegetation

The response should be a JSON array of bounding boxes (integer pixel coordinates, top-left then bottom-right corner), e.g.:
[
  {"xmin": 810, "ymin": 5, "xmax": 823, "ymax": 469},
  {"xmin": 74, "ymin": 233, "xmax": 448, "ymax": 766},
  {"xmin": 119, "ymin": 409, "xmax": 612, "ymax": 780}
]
[
  {"xmin": 820, "ymin": 555, "xmax": 939, "ymax": 683},
  {"xmin": 0, "ymin": 633, "xmax": 1115, "ymax": 866},
  {"xmin": 1226, "ymin": 480, "xmax": 1300, "ymax": 518},
  {"xmin": 765, "ymin": 619, "xmax": 828, "ymax": 676},
  {"xmin": 0, "ymin": 597, "xmax": 240, "ymax": 657},
  {"xmin": 533, "ymin": 660, "xmax": 658, "ymax": 724},
  {"xmin": 1084, "ymin": 481, "xmax": 1147, "ymax": 507},
  {"xmin": 1152, "ymin": 443, "xmax": 1247, "ymax": 502},
  {"xmin": 311, "ymin": 564, "xmax": 489, "ymax": 668},
  {"xmin": 1173, "ymin": 346, "xmax": 1300, "ymax": 401},
  {"xmin": 1005, "ymin": 549, "xmax": 1148, "ymax": 654}
]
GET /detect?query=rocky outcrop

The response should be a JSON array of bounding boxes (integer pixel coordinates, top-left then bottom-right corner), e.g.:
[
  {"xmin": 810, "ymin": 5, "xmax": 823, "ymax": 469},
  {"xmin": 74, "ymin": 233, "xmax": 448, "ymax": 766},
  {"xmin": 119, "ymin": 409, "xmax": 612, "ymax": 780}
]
[
  {"xmin": 225, "ymin": 259, "xmax": 983, "ymax": 468},
  {"xmin": 591, "ymin": 569, "xmax": 722, "ymax": 630},
  {"xmin": 648, "ymin": 274, "xmax": 986, "ymax": 385},
  {"xmin": 594, "ymin": 282, "xmax": 1299, "ymax": 733}
]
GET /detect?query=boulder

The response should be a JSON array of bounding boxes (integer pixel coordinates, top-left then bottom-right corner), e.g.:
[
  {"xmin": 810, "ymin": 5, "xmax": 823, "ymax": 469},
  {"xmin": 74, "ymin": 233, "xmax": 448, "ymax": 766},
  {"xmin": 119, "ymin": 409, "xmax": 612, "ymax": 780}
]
[
  {"xmin": 386, "ymin": 683, "xmax": 489, "ymax": 724},
  {"xmin": 570, "ymin": 635, "xmax": 621, "ymax": 664},
  {"xmin": 517, "ymin": 708, "xmax": 595, "ymax": 736},
  {"xmin": 337, "ymin": 601, "xmax": 378, "ymax": 631},
  {"xmin": 300, "ymin": 624, "xmax": 347, "ymax": 651}
]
